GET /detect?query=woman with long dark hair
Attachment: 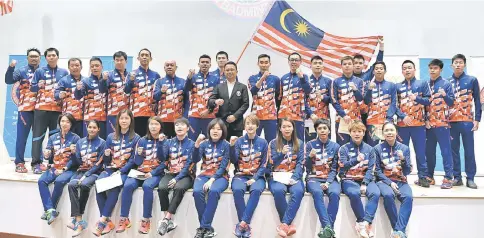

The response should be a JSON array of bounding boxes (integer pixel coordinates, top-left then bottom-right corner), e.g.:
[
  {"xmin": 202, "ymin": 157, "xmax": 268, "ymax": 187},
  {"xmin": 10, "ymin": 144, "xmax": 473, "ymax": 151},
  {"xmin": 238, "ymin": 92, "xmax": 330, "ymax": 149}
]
[
  {"xmin": 267, "ymin": 117, "xmax": 305, "ymax": 238},
  {"xmin": 92, "ymin": 109, "xmax": 140, "ymax": 237},
  {"xmin": 116, "ymin": 116, "xmax": 166, "ymax": 234},
  {"xmin": 37, "ymin": 113, "xmax": 80, "ymax": 225},
  {"xmin": 67, "ymin": 120, "xmax": 106, "ymax": 237}
]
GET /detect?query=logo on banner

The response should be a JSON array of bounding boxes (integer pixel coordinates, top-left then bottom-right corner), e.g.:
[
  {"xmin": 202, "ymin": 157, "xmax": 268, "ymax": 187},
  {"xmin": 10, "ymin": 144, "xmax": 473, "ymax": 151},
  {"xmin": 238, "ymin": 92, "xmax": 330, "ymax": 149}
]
[
  {"xmin": 11, "ymin": 81, "xmax": 19, "ymax": 106},
  {"xmin": 213, "ymin": 0, "xmax": 271, "ymax": 18}
]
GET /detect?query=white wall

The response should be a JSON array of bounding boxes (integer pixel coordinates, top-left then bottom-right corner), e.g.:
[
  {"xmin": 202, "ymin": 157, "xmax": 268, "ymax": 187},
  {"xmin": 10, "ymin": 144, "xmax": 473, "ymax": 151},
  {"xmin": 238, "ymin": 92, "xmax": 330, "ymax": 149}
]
[{"xmin": 1, "ymin": 0, "xmax": 484, "ymax": 170}]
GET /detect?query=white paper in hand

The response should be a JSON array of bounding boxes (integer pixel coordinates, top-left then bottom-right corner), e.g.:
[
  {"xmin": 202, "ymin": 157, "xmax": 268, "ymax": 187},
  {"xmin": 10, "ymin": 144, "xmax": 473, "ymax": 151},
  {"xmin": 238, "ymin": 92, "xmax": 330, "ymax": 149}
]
[
  {"xmin": 272, "ymin": 172, "xmax": 293, "ymax": 185},
  {"xmin": 95, "ymin": 172, "xmax": 123, "ymax": 193},
  {"xmin": 128, "ymin": 169, "xmax": 147, "ymax": 180}
]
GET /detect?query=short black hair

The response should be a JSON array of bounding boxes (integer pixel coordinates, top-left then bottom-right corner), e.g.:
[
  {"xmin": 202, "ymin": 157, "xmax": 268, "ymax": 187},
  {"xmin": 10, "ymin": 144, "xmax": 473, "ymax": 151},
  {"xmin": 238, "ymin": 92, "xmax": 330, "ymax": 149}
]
[
  {"xmin": 44, "ymin": 47, "xmax": 59, "ymax": 57},
  {"xmin": 428, "ymin": 59, "xmax": 444, "ymax": 69},
  {"xmin": 58, "ymin": 113, "xmax": 76, "ymax": 128},
  {"xmin": 199, "ymin": 54, "xmax": 211, "ymax": 62},
  {"xmin": 353, "ymin": 54, "xmax": 365, "ymax": 61},
  {"xmin": 258, "ymin": 54, "xmax": 271, "ymax": 61},
  {"xmin": 138, "ymin": 48, "xmax": 152, "ymax": 57},
  {"xmin": 27, "ymin": 48, "xmax": 41, "ymax": 56},
  {"xmin": 113, "ymin": 51, "xmax": 128, "ymax": 61},
  {"xmin": 288, "ymin": 52, "xmax": 302, "ymax": 60},
  {"xmin": 90, "ymin": 57, "xmax": 103, "ymax": 65},
  {"xmin": 207, "ymin": 118, "xmax": 227, "ymax": 141},
  {"xmin": 216, "ymin": 51, "xmax": 228, "ymax": 59},
  {"xmin": 86, "ymin": 120, "xmax": 101, "ymax": 129},
  {"xmin": 314, "ymin": 118, "xmax": 331, "ymax": 131},
  {"xmin": 311, "ymin": 55, "xmax": 323, "ymax": 63},
  {"xmin": 224, "ymin": 61, "xmax": 237, "ymax": 71},
  {"xmin": 174, "ymin": 117, "xmax": 189, "ymax": 127},
  {"xmin": 401, "ymin": 60, "xmax": 415, "ymax": 68},
  {"xmin": 68, "ymin": 58, "xmax": 82, "ymax": 67},
  {"xmin": 382, "ymin": 121, "xmax": 397, "ymax": 131},
  {"xmin": 373, "ymin": 61, "xmax": 386, "ymax": 71},
  {"xmin": 452, "ymin": 54, "xmax": 466, "ymax": 64}
]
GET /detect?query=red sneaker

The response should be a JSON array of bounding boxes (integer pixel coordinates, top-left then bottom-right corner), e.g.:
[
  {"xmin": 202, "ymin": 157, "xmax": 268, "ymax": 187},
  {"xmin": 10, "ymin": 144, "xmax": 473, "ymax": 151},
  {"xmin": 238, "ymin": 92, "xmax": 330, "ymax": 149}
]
[
  {"xmin": 138, "ymin": 219, "xmax": 151, "ymax": 234},
  {"xmin": 116, "ymin": 217, "xmax": 131, "ymax": 233},
  {"xmin": 15, "ymin": 163, "xmax": 28, "ymax": 173},
  {"xmin": 277, "ymin": 223, "xmax": 289, "ymax": 237},
  {"xmin": 287, "ymin": 224, "xmax": 297, "ymax": 235}
]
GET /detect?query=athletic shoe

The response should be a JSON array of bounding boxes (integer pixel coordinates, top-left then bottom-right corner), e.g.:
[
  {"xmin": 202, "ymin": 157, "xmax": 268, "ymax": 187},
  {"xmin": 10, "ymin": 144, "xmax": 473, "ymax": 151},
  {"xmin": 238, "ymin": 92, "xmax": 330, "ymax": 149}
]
[
  {"xmin": 204, "ymin": 228, "xmax": 217, "ymax": 238},
  {"xmin": 116, "ymin": 217, "xmax": 131, "ymax": 233},
  {"xmin": 72, "ymin": 220, "xmax": 87, "ymax": 237},
  {"xmin": 15, "ymin": 163, "xmax": 27, "ymax": 173},
  {"xmin": 194, "ymin": 227, "xmax": 205, "ymax": 238},
  {"xmin": 467, "ymin": 180, "xmax": 478, "ymax": 189},
  {"xmin": 366, "ymin": 223, "xmax": 375, "ymax": 238},
  {"xmin": 276, "ymin": 223, "xmax": 289, "ymax": 237},
  {"xmin": 355, "ymin": 222, "xmax": 369, "ymax": 238},
  {"xmin": 234, "ymin": 223, "xmax": 244, "ymax": 237},
  {"xmin": 452, "ymin": 178, "xmax": 463, "ymax": 186},
  {"xmin": 138, "ymin": 219, "xmax": 151, "ymax": 234},
  {"xmin": 47, "ymin": 210, "xmax": 59, "ymax": 225},
  {"xmin": 242, "ymin": 224, "xmax": 252, "ymax": 238},
  {"xmin": 40, "ymin": 211, "xmax": 48, "ymax": 220},
  {"xmin": 92, "ymin": 221, "xmax": 107, "ymax": 237},
  {"xmin": 33, "ymin": 164, "xmax": 45, "ymax": 174},
  {"xmin": 415, "ymin": 177, "xmax": 430, "ymax": 188},
  {"xmin": 101, "ymin": 220, "xmax": 115, "ymax": 235},
  {"xmin": 441, "ymin": 178, "xmax": 453, "ymax": 189},
  {"xmin": 318, "ymin": 225, "xmax": 335, "ymax": 238},
  {"xmin": 67, "ymin": 218, "xmax": 77, "ymax": 230},
  {"xmin": 157, "ymin": 219, "xmax": 169, "ymax": 236}
]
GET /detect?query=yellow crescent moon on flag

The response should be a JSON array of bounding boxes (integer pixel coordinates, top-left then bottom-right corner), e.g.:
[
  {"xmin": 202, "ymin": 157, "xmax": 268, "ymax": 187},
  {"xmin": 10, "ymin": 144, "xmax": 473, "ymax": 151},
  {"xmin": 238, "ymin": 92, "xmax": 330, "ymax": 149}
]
[{"xmin": 280, "ymin": 9, "xmax": 294, "ymax": 33}]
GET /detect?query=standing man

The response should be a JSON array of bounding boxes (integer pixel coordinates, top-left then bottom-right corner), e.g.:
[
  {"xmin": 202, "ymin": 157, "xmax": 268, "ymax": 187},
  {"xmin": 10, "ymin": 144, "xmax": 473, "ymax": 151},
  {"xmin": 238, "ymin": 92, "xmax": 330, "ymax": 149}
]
[
  {"xmin": 211, "ymin": 51, "xmax": 229, "ymax": 84},
  {"xmin": 55, "ymin": 58, "xmax": 86, "ymax": 137},
  {"xmin": 425, "ymin": 59, "xmax": 455, "ymax": 189},
  {"xmin": 125, "ymin": 48, "xmax": 161, "ymax": 136},
  {"xmin": 278, "ymin": 52, "xmax": 312, "ymax": 141},
  {"xmin": 154, "ymin": 60, "xmax": 186, "ymax": 138},
  {"xmin": 395, "ymin": 60, "xmax": 432, "ymax": 188},
  {"xmin": 331, "ymin": 56, "xmax": 364, "ymax": 145},
  {"xmin": 306, "ymin": 56, "xmax": 332, "ymax": 140},
  {"xmin": 208, "ymin": 62, "xmax": 249, "ymax": 139},
  {"xmin": 186, "ymin": 55, "xmax": 220, "ymax": 141},
  {"xmin": 363, "ymin": 61, "xmax": 397, "ymax": 146},
  {"xmin": 102, "ymin": 51, "xmax": 129, "ymax": 135},
  {"xmin": 248, "ymin": 54, "xmax": 280, "ymax": 142},
  {"xmin": 448, "ymin": 54, "xmax": 481, "ymax": 189},
  {"xmin": 5, "ymin": 48, "xmax": 41, "ymax": 173},
  {"xmin": 30, "ymin": 47, "xmax": 69, "ymax": 174}
]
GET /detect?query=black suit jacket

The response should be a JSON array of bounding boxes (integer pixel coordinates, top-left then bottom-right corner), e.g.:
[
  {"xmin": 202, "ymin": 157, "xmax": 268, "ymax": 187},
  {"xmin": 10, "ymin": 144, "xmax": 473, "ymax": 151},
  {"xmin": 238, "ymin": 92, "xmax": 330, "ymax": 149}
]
[{"xmin": 208, "ymin": 81, "xmax": 250, "ymax": 131}]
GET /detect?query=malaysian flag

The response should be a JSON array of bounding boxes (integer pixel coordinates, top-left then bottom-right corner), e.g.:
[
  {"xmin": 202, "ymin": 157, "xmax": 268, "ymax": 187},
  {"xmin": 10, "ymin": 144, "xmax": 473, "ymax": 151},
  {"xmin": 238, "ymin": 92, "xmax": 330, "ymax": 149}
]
[
  {"xmin": 0, "ymin": 0, "xmax": 13, "ymax": 16},
  {"xmin": 250, "ymin": 0, "xmax": 381, "ymax": 79}
]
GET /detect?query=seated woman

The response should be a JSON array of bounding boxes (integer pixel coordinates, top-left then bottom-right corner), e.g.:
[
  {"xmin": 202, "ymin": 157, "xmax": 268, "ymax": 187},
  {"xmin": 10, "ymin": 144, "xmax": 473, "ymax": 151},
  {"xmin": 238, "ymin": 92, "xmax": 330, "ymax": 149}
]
[
  {"xmin": 267, "ymin": 118, "xmax": 304, "ymax": 238},
  {"xmin": 117, "ymin": 116, "xmax": 166, "ymax": 234},
  {"xmin": 92, "ymin": 109, "xmax": 140, "ymax": 237},
  {"xmin": 230, "ymin": 114, "xmax": 268, "ymax": 238},
  {"xmin": 38, "ymin": 113, "xmax": 80, "ymax": 225},
  {"xmin": 157, "ymin": 117, "xmax": 195, "ymax": 236},
  {"xmin": 305, "ymin": 119, "xmax": 341, "ymax": 238},
  {"xmin": 373, "ymin": 122, "xmax": 413, "ymax": 238},
  {"xmin": 192, "ymin": 118, "xmax": 230, "ymax": 238},
  {"xmin": 339, "ymin": 120, "xmax": 380, "ymax": 238},
  {"xmin": 67, "ymin": 120, "xmax": 106, "ymax": 237}
]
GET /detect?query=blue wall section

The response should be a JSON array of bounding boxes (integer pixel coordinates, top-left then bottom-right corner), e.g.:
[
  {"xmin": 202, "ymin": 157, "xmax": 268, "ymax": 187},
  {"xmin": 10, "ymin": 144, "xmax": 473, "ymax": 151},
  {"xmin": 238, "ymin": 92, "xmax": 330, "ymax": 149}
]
[
  {"xmin": 419, "ymin": 58, "xmax": 465, "ymax": 173},
  {"xmin": 4, "ymin": 55, "xmax": 133, "ymax": 160}
]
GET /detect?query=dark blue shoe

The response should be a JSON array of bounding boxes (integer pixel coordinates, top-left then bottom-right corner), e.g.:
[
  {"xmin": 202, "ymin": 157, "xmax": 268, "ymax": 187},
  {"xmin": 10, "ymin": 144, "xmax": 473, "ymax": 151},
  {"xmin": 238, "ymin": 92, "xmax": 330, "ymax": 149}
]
[
  {"xmin": 233, "ymin": 224, "xmax": 244, "ymax": 237},
  {"xmin": 47, "ymin": 210, "xmax": 59, "ymax": 225},
  {"xmin": 242, "ymin": 224, "xmax": 252, "ymax": 238}
]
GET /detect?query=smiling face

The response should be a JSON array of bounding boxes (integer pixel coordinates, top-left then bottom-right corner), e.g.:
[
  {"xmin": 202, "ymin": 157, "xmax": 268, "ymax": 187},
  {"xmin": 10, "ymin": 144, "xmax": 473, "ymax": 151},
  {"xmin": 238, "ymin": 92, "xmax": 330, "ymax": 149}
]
[
  {"xmin": 27, "ymin": 50, "xmax": 40, "ymax": 66},
  {"xmin": 258, "ymin": 56, "xmax": 271, "ymax": 72},
  {"xmin": 224, "ymin": 64, "xmax": 237, "ymax": 82},
  {"xmin": 350, "ymin": 129, "xmax": 365, "ymax": 144},
  {"xmin": 373, "ymin": 63, "xmax": 386, "ymax": 81},
  {"xmin": 383, "ymin": 123, "xmax": 397, "ymax": 143},
  {"xmin": 198, "ymin": 57, "xmax": 211, "ymax": 74},
  {"xmin": 401, "ymin": 62, "xmax": 415, "ymax": 80},
  {"xmin": 164, "ymin": 60, "xmax": 177, "ymax": 76},
  {"xmin": 316, "ymin": 123, "xmax": 330, "ymax": 141},
  {"xmin": 210, "ymin": 123, "xmax": 223, "ymax": 141},
  {"xmin": 68, "ymin": 60, "xmax": 82, "ymax": 77},
  {"xmin": 59, "ymin": 116, "xmax": 72, "ymax": 133},
  {"xmin": 87, "ymin": 121, "xmax": 100, "ymax": 138},
  {"xmin": 244, "ymin": 120, "xmax": 258, "ymax": 136},
  {"xmin": 90, "ymin": 60, "xmax": 103, "ymax": 77},
  {"xmin": 280, "ymin": 120, "xmax": 294, "ymax": 138},
  {"xmin": 288, "ymin": 54, "xmax": 301, "ymax": 71}
]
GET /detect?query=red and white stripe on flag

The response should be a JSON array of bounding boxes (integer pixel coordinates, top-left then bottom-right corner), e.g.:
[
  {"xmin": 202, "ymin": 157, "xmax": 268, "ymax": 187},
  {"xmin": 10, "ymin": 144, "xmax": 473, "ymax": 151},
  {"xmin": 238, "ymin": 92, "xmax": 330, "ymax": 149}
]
[
  {"xmin": 0, "ymin": 0, "xmax": 13, "ymax": 16},
  {"xmin": 251, "ymin": 23, "xmax": 379, "ymax": 79}
]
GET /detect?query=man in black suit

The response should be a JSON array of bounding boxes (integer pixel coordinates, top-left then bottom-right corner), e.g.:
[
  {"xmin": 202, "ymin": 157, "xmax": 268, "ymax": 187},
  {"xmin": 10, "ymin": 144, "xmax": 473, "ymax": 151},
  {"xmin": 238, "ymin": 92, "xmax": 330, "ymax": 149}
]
[{"xmin": 208, "ymin": 61, "xmax": 249, "ymax": 139}]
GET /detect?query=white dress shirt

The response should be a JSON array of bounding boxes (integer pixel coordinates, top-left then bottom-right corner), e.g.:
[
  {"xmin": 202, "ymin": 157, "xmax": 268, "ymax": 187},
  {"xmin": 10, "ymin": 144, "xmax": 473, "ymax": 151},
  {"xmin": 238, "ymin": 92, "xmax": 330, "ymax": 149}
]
[{"xmin": 227, "ymin": 80, "xmax": 235, "ymax": 98}]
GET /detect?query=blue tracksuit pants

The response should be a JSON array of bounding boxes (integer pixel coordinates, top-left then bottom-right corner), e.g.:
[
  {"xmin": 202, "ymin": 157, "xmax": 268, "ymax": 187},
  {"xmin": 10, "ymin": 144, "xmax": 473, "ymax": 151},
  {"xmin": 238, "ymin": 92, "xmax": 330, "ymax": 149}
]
[
  {"xmin": 256, "ymin": 120, "xmax": 277, "ymax": 143},
  {"xmin": 38, "ymin": 168, "xmax": 75, "ymax": 211},
  {"xmin": 450, "ymin": 122, "xmax": 476, "ymax": 180},
  {"xmin": 341, "ymin": 180, "xmax": 380, "ymax": 223},
  {"xmin": 268, "ymin": 179, "xmax": 305, "ymax": 225},
  {"xmin": 120, "ymin": 176, "xmax": 161, "ymax": 218},
  {"xmin": 95, "ymin": 170, "xmax": 128, "ymax": 217},
  {"xmin": 426, "ymin": 127, "xmax": 453, "ymax": 180},
  {"xmin": 306, "ymin": 179, "xmax": 341, "ymax": 228},
  {"xmin": 231, "ymin": 176, "xmax": 266, "ymax": 223},
  {"xmin": 188, "ymin": 118, "xmax": 213, "ymax": 141},
  {"xmin": 399, "ymin": 126, "xmax": 429, "ymax": 179},
  {"xmin": 15, "ymin": 111, "xmax": 34, "ymax": 164},
  {"xmin": 193, "ymin": 176, "xmax": 229, "ymax": 229},
  {"xmin": 377, "ymin": 181, "xmax": 413, "ymax": 232}
]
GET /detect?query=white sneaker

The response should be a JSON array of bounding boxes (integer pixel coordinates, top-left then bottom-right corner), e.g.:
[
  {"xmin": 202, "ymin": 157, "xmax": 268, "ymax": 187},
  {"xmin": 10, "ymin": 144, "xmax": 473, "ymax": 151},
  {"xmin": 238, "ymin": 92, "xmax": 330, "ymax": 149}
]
[{"xmin": 355, "ymin": 222, "xmax": 369, "ymax": 238}]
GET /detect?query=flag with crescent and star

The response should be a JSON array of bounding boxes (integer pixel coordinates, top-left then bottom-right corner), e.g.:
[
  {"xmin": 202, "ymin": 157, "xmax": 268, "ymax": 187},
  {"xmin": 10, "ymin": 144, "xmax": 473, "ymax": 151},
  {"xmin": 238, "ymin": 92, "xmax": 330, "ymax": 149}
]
[{"xmin": 250, "ymin": 0, "xmax": 381, "ymax": 79}]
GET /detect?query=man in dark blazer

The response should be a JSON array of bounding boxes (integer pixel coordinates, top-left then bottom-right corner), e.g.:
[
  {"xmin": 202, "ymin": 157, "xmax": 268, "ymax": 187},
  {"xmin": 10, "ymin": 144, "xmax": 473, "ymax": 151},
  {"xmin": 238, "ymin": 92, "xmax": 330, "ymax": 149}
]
[{"xmin": 208, "ymin": 61, "xmax": 249, "ymax": 139}]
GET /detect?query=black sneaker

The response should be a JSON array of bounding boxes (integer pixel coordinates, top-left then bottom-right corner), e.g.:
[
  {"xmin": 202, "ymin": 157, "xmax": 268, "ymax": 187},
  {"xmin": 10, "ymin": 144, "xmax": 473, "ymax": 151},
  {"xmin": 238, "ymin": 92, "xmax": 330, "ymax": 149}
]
[
  {"xmin": 204, "ymin": 228, "xmax": 217, "ymax": 238},
  {"xmin": 452, "ymin": 178, "xmax": 464, "ymax": 186},
  {"xmin": 417, "ymin": 177, "xmax": 430, "ymax": 188},
  {"xmin": 466, "ymin": 179, "xmax": 478, "ymax": 189},
  {"xmin": 194, "ymin": 227, "xmax": 205, "ymax": 238}
]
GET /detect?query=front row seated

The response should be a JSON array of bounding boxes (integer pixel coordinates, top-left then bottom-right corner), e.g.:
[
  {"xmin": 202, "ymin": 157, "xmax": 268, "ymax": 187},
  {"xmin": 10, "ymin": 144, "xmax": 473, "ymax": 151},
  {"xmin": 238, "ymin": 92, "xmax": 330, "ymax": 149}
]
[{"xmin": 36, "ymin": 109, "xmax": 413, "ymax": 238}]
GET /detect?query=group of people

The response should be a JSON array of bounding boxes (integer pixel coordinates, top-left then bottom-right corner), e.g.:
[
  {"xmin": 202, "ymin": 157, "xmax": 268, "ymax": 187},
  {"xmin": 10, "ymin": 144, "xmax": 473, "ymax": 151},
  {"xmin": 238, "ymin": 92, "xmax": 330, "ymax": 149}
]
[{"xmin": 3, "ymin": 42, "xmax": 482, "ymax": 238}]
